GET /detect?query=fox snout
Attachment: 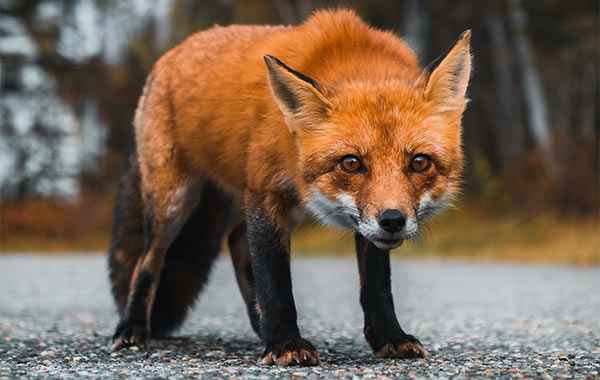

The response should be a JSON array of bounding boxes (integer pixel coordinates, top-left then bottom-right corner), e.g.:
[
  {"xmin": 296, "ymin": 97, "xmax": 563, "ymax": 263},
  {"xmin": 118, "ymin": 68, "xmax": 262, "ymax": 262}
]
[
  {"xmin": 370, "ymin": 210, "xmax": 409, "ymax": 249},
  {"xmin": 357, "ymin": 208, "xmax": 416, "ymax": 251},
  {"xmin": 378, "ymin": 209, "xmax": 406, "ymax": 233}
]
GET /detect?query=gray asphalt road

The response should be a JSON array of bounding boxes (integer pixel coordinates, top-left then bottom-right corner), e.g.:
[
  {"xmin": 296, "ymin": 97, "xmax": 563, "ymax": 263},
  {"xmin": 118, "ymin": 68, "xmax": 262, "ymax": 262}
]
[{"xmin": 0, "ymin": 255, "xmax": 598, "ymax": 379}]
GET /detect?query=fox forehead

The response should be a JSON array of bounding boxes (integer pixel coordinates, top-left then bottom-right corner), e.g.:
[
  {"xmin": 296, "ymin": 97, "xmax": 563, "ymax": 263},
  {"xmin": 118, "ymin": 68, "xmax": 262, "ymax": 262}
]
[{"xmin": 302, "ymin": 85, "xmax": 461, "ymax": 169}]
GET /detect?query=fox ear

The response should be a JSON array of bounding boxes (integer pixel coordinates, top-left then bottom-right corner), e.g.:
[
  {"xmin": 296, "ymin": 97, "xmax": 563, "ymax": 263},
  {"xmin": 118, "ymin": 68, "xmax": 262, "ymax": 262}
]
[
  {"xmin": 421, "ymin": 30, "xmax": 472, "ymax": 113},
  {"xmin": 264, "ymin": 55, "xmax": 332, "ymax": 132}
]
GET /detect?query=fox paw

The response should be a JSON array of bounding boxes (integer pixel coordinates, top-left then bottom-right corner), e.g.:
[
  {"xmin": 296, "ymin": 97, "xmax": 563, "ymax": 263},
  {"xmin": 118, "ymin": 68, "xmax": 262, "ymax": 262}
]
[
  {"xmin": 111, "ymin": 323, "xmax": 150, "ymax": 351},
  {"xmin": 262, "ymin": 338, "xmax": 320, "ymax": 366},
  {"xmin": 375, "ymin": 335, "xmax": 428, "ymax": 359}
]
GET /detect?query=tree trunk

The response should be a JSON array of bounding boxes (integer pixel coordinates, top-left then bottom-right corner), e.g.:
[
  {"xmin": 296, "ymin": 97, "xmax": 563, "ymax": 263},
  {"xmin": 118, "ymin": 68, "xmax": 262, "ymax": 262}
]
[
  {"xmin": 486, "ymin": 10, "xmax": 524, "ymax": 164},
  {"xmin": 508, "ymin": 1, "xmax": 551, "ymax": 149}
]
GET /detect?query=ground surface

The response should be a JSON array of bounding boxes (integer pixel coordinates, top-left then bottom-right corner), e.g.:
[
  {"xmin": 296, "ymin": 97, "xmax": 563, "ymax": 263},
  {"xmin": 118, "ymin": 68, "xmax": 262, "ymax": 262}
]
[{"xmin": 0, "ymin": 254, "xmax": 598, "ymax": 379}]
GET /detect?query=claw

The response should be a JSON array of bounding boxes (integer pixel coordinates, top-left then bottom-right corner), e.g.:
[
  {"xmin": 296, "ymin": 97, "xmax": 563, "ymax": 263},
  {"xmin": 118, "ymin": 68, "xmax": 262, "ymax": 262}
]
[
  {"xmin": 389, "ymin": 345, "xmax": 396, "ymax": 354},
  {"xmin": 262, "ymin": 339, "xmax": 320, "ymax": 367},
  {"xmin": 110, "ymin": 341, "xmax": 120, "ymax": 352}
]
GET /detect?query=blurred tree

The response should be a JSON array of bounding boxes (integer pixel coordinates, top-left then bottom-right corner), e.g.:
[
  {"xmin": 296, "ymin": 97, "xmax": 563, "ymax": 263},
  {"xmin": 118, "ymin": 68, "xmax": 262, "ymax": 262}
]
[
  {"xmin": 1, "ymin": 0, "xmax": 167, "ymax": 196},
  {"xmin": 0, "ymin": 0, "xmax": 597, "ymax": 216},
  {"xmin": 486, "ymin": 5, "xmax": 524, "ymax": 165},
  {"xmin": 1, "ymin": 5, "xmax": 80, "ymax": 198},
  {"xmin": 508, "ymin": 0, "xmax": 552, "ymax": 168}
]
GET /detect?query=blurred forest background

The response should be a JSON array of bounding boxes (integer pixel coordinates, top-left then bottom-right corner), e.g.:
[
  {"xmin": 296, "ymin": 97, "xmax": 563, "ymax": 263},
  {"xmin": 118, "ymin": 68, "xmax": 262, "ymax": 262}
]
[{"xmin": 0, "ymin": 0, "xmax": 598, "ymax": 264}]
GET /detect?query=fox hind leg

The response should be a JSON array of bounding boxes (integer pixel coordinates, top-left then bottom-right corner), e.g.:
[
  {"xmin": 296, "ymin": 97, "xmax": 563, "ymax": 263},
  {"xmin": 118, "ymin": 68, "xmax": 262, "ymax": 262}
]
[
  {"xmin": 111, "ymin": 174, "xmax": 210, "ymax": 350},
  {"xmin": 108, "ymin": 137, "xmax": 145, "ymax": 314},
  {"xmin": 150, "ymin": 181, "xmax": 232, "ymax": 337},
  {"xmin": 228, "ymin": 222, "xmax": 261, "ymax": 337}
]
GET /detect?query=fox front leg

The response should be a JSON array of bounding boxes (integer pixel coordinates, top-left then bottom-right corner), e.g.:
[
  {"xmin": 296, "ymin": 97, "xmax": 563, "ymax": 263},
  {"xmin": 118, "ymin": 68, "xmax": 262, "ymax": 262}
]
[
  {"xmin": 355, "ymin": 233, "xmax": 428, "ymax": 359},
  {"xmin": 245, "ymin": 196, "xmax": 320, "ymax": 366}
]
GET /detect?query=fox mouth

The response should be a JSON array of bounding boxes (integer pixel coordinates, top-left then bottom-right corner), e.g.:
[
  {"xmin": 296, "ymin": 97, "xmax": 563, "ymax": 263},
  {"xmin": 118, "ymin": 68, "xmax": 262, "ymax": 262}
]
[{"xmin": 371, "ymin": 237, "xmax": 404, "ymax": 250}]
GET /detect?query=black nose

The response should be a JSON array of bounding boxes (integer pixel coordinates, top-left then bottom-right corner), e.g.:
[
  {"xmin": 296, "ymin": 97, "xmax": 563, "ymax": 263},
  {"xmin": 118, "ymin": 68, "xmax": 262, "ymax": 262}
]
[{"xmin": 378, "ymin": 209, "xmax": 406, "ymax": 233}]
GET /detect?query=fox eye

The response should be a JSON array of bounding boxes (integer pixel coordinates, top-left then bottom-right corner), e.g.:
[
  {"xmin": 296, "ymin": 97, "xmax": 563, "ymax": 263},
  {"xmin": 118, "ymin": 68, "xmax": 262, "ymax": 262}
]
[
  {"xmin": 340, "ymin": 155, "xmax": 363, "ymax": 173},
  {"xmin": 410, "ymin": 154, "xmax": 431, "ymax": 173}
]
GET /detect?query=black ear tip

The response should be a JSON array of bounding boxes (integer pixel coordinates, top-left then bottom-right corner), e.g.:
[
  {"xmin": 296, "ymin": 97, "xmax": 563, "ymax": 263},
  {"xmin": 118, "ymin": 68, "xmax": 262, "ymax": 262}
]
[
  {"xmin": 460, "ymin": 29, "xmax": 472, "ymax": 40},
  {"xmin": 264, "ymin": 54, "xmax": 282, "ymax": 66}
]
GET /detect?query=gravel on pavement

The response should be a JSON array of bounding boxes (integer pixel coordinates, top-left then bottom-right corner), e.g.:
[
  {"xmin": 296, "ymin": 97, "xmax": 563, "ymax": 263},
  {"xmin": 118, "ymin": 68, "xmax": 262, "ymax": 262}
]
[{"xmin": 0, "ymin": 254, "xmax": 599, "ymax": 379}]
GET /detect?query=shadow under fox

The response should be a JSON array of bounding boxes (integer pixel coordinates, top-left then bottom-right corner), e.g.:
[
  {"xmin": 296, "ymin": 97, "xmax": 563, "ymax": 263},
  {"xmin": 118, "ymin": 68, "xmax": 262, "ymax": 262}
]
[{"xmin": 108, "ymin": 9, "xmax": 471, "ymax": 366}]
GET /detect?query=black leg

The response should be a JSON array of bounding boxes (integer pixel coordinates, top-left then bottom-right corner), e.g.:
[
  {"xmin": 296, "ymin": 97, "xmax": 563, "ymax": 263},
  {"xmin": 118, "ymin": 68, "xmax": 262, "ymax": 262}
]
[
  {"xmin": 228, "ymin": 222, "xmax": 261, "ymax": 336},
  {"xmin": 246, "ymin": 205, "xmax": 320, "ymax": 366},
  {"xmin": 355, "ymin": 233, "xmax": 427, "ymax": 358},
  {"xmin": 111, "ymin": 210, "xmax": 158, "ymax": 350}
]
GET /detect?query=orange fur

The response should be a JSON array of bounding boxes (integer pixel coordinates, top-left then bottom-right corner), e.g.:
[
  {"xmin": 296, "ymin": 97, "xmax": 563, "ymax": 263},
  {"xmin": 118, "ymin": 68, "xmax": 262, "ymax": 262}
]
[{"xmin": 135, "ymin": 8, "xmax": 470, "ymax": 236}]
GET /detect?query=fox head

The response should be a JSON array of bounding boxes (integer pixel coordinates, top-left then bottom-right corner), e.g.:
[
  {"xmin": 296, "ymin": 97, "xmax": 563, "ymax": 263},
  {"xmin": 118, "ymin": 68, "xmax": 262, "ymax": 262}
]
[{"xmin": 265, "ymin": 31, "xmax": 471, "ymax": 250}]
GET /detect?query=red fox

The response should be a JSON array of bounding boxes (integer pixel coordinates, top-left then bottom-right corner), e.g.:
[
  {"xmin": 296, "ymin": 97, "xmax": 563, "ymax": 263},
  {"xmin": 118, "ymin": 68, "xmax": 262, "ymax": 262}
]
[{"xmin": 108, "ymin": 9, "xmax": 471, "ymax": 366}]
